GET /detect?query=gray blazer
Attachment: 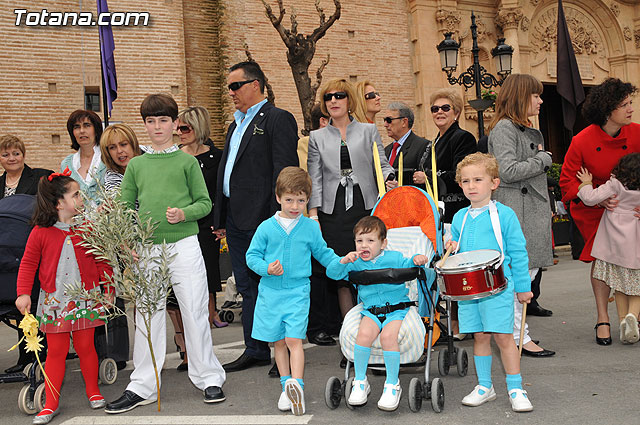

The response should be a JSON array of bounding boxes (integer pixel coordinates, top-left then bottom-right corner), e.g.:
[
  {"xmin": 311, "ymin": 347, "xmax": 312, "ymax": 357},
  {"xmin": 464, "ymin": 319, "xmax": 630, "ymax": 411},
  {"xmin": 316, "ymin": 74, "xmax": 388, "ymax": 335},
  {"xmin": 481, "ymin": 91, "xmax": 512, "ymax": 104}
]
[
  {"xmin": 488, "ymin": 119, "xmax": 553, "ymax": 269},
  {"xmin": 308, "ymin": 119, "xmax": 393, "ymax": 213}
]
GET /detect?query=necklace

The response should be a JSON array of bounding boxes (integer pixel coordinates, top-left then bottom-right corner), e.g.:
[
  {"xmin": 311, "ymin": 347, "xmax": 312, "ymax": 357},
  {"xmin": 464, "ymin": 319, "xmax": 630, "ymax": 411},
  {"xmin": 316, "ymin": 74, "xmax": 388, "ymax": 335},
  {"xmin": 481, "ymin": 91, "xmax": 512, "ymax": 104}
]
[{"xmin": 5, "ymin": 174, "xmax": 20, "ymax": 187}]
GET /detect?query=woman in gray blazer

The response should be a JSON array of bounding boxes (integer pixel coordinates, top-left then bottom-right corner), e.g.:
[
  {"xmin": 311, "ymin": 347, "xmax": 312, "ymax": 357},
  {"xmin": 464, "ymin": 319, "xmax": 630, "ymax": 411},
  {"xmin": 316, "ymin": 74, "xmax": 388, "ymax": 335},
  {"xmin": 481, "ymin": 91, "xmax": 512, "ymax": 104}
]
[
  {"xmin": 488, "ymin": 73, "xmax": 555, "ymax": 357},
  {"xmin": 308, "ymin": 78, "xmax": 395, "ymax": 319}
]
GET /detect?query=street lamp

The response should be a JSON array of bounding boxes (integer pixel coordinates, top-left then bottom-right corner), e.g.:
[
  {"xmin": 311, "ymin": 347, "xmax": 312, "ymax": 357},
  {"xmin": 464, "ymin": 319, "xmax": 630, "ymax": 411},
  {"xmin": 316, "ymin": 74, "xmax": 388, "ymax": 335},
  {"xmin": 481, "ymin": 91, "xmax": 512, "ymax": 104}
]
[{"xmin": 436, "ymin": 11, "xmax": 514, "ymax": 137}]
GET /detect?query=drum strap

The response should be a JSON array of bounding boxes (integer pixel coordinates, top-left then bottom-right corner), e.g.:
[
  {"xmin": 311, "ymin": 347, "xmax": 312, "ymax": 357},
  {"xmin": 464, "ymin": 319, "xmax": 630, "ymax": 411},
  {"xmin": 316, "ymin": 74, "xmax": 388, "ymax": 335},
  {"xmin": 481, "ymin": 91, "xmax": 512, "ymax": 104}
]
[
  {"xmin": 454, "ymin": 201, "xmax": 505, "ymax": 268},
  {"xmin": 367, "ymin": 301, "xmax": 416, "ymax": 318}
]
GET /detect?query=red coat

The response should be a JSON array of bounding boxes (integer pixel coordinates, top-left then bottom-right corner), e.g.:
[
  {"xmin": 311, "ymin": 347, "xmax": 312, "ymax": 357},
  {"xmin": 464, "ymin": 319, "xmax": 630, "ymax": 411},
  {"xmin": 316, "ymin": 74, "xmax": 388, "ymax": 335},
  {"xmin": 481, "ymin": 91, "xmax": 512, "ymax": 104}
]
[
  {"xmin": 559, "ymin": 123, "xmax": 640, "ymax": 261},
  {"xmin": 17, "ymin": 225, "xmax": 112, "ymax": 296}
]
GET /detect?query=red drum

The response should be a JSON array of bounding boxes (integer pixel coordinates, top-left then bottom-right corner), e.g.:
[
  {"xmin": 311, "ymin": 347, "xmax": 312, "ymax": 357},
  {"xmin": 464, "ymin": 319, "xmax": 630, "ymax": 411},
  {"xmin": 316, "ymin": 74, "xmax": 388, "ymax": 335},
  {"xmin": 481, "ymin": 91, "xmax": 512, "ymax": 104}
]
[{"xmin": 435, "ymin": 249, "xmax": 506, "ymax": 301}]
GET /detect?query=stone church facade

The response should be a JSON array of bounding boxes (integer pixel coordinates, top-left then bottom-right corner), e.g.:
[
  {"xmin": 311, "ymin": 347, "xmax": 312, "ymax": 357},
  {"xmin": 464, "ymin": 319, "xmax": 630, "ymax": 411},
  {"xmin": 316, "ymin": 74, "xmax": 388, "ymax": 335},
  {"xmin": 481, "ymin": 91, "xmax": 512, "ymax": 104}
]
[{"xmin": 1, "ymin": 0, "xmax": 639, "ymax": 171}]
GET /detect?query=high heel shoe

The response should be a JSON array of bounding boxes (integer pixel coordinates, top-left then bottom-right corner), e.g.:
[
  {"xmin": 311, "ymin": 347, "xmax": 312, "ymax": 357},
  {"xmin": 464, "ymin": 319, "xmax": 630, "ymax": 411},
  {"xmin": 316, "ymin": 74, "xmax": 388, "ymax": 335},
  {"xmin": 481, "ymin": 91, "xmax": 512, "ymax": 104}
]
[
  {"xmin": 594, "ymin": 322, "xmax": 612, "ymax": 345},
  {"xmin": 174, "ymin": 332, "xmax": 186, "ymax": 360},
  {"xmin": 211, "ymin": 319, "xmax": 229, "ymax": 328}
]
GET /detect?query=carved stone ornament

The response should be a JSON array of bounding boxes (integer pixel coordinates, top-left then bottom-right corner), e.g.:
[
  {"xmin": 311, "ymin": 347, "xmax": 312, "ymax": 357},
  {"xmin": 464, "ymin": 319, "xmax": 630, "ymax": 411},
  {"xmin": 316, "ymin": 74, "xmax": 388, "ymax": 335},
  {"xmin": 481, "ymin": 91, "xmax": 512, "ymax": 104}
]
[
  {"xmin": 531, "ymin": 6, "xmax": 603, "ymax": 57},
  {"xmin": 635, "ymin": 29, "xmax": 640, "ymax": 49},
  {"xmin": 530, "ymin": 0, "xmax": 540, "ymax": 5},
  {"xmin": 496, "ymin": 8, "xmax": 524, "ymax": 30},
  {"xmin": 521, "ymin": 16, "xmax": 530, "ymax": 32},
  {"xmin": 610, "ymin": 3, "xmax": 620, "ymax": 17},
  {"xmin": 436, "ymin": 9, "xmax": 461, "ymax": 34},
  {"xmin": 624, "ymin": 26, "xmax": 632, "ymax": 42}
]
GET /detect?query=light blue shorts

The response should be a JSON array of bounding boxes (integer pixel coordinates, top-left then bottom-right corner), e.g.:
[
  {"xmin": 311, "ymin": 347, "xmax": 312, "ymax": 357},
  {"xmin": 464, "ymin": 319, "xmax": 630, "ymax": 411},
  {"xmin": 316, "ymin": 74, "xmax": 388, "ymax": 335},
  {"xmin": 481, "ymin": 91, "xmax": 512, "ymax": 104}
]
[
  {"xmin": 252, "ymin": 283, "xmax": 310, "ymax": 342},
  {"xmin": 458, "ymin": 280, "xmax": 514, "ymax": 334},
  {"xmin": 361, "ymin": 308, "xmax": 409, "ymax": 331}
]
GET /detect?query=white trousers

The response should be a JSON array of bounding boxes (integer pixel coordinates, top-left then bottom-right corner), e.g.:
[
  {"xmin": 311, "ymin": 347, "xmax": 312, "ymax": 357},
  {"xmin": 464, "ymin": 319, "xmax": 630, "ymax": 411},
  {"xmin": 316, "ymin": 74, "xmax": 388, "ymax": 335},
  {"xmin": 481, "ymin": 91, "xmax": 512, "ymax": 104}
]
[
  {"xmin": 127, "ymin": 235, "xmax": 225, "ymax": 399},
  {"xmin": 513, "ymin": 268, "xmax": 539, "ymax": 345}
]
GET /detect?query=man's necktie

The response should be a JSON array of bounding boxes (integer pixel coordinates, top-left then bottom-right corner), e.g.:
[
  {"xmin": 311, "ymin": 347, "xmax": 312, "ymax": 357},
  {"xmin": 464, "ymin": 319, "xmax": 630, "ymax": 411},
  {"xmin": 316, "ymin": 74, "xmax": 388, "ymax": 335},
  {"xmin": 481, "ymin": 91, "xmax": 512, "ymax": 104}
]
[{"xmin": 389, "ymin": 142, "xmax": 401, "ymax": 166}]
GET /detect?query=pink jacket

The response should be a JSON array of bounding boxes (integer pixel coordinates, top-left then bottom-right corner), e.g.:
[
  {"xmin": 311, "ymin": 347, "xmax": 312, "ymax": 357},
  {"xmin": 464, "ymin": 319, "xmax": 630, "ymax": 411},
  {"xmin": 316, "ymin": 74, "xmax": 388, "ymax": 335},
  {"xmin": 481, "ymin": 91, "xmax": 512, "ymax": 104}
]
[{"xmin": 578, "ymin": 177, "xmax": 640, "ymax": 269}]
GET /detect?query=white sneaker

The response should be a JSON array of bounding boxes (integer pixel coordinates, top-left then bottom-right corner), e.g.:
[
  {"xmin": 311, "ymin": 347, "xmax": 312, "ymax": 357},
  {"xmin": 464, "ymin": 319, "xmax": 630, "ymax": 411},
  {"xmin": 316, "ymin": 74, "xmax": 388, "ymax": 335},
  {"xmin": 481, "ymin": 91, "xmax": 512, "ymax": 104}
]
[
  {"xmin": 285, "ymin": 379, "xmax": 305, "ymax": 416},
  {"xmin": 508, "ymin": 388, "xmax": 533, "ymax": 412},
  {"xmin": 620, "ymin": 319, "xmax": 629, "ymax": 344},
  {"xmin": 461, "ymin": 385, "xmax": 496, "ymax": 406},
  {"xmin": 377, "ymin": 382, "xmax": 402, "ymax": 411},
  {"xmin": 277, "ymin": 391, "xmax": 291, "ymax": 411},
  {"xmin": 348, "ymin": 378, "xmax": 371, "ymax": 406},
  {"xmin": 624, "ymin": 313, "xmax": 639, "ymax": 343}
]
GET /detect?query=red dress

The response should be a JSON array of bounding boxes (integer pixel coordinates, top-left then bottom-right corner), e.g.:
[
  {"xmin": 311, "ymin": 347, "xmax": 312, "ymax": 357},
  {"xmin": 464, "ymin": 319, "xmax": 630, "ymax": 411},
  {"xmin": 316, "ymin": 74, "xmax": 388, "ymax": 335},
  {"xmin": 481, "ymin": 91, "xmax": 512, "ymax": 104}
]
[{"xmin": 559, "ymin": 123, "xmax": 640, "ymax": 261}]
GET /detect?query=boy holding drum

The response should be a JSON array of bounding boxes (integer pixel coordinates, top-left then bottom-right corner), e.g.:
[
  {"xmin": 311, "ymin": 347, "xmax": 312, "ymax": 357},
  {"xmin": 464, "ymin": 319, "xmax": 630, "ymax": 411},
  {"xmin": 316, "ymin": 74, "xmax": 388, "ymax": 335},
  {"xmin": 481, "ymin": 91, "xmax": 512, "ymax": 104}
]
[{"xmin": 445, "ymin": 153, "xmax": 533, "ymax": 412}]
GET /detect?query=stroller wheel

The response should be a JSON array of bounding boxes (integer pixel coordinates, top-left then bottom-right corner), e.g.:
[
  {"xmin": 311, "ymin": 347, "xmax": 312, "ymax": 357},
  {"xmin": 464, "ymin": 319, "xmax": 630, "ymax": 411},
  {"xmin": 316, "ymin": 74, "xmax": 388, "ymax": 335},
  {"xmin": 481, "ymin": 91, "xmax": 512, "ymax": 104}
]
[
  {"xmin": 456, "ymin": 347, "xmax": 469, "ymax": 377},
  {"xmin": 220, "ymin": 310, "xmax": 234, "ymax": 323},
  {"xmin": 17, "ymin": 384, "xmax": 37, "ymax": 415},
  {"xmin": 325, "ymin": 376, "xmax": 342, "ymax": 409},
  {"xmin": 430, "ymin": 378, "xmax": 445, "ymax": 413},
  {"xmin": 344, "ymin": 377, "xmax": 355, "ymax": 410},
  {"xmin": 99, "ymin": 358, "xmax": 118, "ymax": 385},
  {"xmin": 34, "ymin": 382, "xmax": 46, "ymax": 412},
  {"xmin": 408, "ymin": 377, "xmax": 423, "ymax": 412},
  {"xmin": 437, "ymin": 349, "xmax": 450, "ymax": 376}
]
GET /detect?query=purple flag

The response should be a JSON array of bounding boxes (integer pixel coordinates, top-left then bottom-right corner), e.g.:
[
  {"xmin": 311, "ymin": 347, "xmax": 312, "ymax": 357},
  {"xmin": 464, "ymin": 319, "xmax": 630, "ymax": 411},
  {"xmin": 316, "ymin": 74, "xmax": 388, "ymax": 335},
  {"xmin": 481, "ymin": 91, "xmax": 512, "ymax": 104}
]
[
  {"xmin": 97, "ymin": 0, "xmax": 117, "ymax": 117},
  {"xmin": 557, "ymin": 0, "xmax": 584, "ymax": 131}
]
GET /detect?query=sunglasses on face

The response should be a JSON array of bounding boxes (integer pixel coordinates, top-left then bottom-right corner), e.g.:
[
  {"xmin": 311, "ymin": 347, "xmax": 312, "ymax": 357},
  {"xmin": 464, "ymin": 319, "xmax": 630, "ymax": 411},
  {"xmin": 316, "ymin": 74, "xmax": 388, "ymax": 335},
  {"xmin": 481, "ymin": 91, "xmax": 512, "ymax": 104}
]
[
  {"xmin": 228, "ymin": 79, "xmax": 257, "ymax": 91},
  {"xmin": 364, "ymin": 91, "xmax": 380, "ymax": 100},
  {"xmin": 323, "ymin": 92, "xmax": 348, "ymax": 102},
  {"xmin": 430, "ymin": 104, "xmax": 452, "ymax": 113},
  {"xmin": 177, "ymin": 125, "xmax": 192, "ymax": 134},
  {"xmin": 383, "ymin": 116, "xmax": 404, "ymax": 124}
]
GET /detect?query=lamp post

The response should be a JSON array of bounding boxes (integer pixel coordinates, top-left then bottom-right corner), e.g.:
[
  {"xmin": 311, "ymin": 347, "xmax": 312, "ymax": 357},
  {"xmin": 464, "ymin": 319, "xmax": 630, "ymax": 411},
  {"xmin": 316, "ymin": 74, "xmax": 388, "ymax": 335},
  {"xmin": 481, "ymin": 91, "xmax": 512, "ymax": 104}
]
[{"xmin": 436, "ymin": 11, "xmax": 514, "ymax": 137}]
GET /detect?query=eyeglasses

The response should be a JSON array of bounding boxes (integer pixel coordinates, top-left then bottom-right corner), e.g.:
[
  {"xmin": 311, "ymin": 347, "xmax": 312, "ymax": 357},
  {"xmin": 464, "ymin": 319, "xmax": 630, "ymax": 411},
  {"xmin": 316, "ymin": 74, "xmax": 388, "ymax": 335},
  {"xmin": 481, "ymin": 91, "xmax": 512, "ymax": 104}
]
[
  {"xmin": 364, "ymin": 91, "xmax": 380, "ymax": 100},
  {"xmin": 430, "ymin": 104, "xmax": 452, "ymax": 113},
  {"xmin": 323, "ymin": 92, "xmax": 348, "ymax": 102},
  {"xmin": 228, "ymin": 79, "xmax": 257, "ymax": 91},
  {"xmin": 383, "ymin": 116, "xmax": 404, "ymax": 124},
  {"xmin": 177, "ymin": 125, "xmax": 192, "ymax": 134}
]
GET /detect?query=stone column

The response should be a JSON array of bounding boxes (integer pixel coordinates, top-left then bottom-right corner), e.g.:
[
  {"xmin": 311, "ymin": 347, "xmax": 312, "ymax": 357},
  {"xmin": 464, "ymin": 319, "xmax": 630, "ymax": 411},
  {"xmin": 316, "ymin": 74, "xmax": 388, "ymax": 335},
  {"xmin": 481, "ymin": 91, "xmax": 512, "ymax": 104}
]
[{"xmin": 496, "ymin": 7, "xmax": 523, "ymax": 74}]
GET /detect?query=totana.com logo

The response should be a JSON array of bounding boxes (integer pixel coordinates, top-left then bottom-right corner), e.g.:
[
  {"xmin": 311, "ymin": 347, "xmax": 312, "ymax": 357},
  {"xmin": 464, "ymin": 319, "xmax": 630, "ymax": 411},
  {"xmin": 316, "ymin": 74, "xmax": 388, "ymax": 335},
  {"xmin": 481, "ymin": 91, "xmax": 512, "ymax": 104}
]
[{"xmin": 14, "ymin": 9, "xmax": 150, "ymax": 26}]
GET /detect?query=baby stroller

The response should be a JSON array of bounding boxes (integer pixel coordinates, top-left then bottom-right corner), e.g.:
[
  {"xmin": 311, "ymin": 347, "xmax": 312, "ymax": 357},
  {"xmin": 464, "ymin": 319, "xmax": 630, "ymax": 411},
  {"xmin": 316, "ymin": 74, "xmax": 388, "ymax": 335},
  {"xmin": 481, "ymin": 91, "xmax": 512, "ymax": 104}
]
[{"xmin": 325, "ymin": 186, "xmax": 457, "ymax": 413}]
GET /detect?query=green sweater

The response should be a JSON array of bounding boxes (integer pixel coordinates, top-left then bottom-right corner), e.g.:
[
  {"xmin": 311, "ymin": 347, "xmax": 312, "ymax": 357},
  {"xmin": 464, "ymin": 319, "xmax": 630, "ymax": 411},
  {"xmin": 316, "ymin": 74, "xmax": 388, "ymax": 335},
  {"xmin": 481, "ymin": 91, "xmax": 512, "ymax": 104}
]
[{"xmin": 120, "ymin": 150, "xmax": 212, "ymax": 244}]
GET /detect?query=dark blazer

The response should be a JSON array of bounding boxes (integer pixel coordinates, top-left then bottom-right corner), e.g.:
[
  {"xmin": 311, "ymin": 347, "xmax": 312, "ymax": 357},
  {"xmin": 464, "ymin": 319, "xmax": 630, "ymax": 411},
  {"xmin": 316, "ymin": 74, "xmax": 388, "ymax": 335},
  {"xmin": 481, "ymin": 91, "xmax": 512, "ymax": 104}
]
[
  {"xmin": 418, "ymin": 121, "xmax": 477, "ymax": 222},
  {"xmin": 213, "ymin": 101, "xmax": 298, "ymax": 231},
  {"xmin": 0, "ymin": 165, "xmax": 53, "ymax": 199},
  {"xmin": 385, "ymin": 130, "xmax": 429, "ymax": 187}
]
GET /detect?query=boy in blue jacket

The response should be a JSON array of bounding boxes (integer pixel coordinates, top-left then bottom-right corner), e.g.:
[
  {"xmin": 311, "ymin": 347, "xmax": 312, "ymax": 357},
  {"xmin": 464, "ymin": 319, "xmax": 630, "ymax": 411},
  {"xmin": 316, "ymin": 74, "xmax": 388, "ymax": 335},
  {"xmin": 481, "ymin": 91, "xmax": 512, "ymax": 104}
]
[
  {"xmin": 326, "ymin": 215, "xmax": 428, "ymax": 411},
  {"xmin": 246, "ymin": 166, "xmax": 340, "ymax": 416}
]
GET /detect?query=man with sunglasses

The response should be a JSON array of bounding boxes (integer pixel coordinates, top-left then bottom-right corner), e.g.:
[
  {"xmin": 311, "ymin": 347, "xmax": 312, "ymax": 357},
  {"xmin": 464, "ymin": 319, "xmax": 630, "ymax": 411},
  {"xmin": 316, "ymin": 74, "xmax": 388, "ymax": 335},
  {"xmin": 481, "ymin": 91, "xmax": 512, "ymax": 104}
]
[
  {"xmin": 213, "ymin": 61, "xmax": 299, "ymax": 373},
  {"xmin": 383, "ymin": 102, "xmax": 429, "ymax": 188}
]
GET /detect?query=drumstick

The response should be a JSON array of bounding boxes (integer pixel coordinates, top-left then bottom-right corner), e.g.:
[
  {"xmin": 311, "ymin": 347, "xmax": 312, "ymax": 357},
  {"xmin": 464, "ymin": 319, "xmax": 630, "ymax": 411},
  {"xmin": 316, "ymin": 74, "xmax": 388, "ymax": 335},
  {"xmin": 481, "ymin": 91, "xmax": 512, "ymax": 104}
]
[
  {"xmin": 519, "ymin": 303, "xmax": 527, "ymax": 357},
  {"xmin": 438, "ymin": 245, "xmax": 454, "ymax": 268}
]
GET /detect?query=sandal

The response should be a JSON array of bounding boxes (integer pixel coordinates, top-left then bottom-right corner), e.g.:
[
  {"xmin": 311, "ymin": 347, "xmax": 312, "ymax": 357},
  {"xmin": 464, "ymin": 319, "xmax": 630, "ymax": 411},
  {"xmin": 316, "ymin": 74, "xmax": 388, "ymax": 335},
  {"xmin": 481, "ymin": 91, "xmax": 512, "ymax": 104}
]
[{"xmin": 594, "ymin": 322, "xmax": 612, "ymax": 346}]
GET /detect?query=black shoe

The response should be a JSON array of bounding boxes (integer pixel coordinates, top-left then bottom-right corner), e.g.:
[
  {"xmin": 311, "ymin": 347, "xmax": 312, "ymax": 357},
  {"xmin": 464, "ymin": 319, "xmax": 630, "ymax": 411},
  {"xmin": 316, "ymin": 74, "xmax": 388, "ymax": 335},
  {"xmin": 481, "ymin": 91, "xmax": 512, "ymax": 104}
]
[
  {"xmin": 221, "ymin": 301, "xmax": 236, "ymax": 309},
  {"xmin": 268, "ymin": 362, "xmax": 280, "ymax": 377},
  {"xmin": 116, "ymin": 361, "xmax": 127, "ymax": 370},
  {"xmin": 4, "ymin": 363, "xmax": 27, "ymax": 374},
  {"xmin": 308, "ymin": 332, "xmax": 337, "ymax": 346},
  {"xmin": 105, "ymin": 390, "xmax": 155, "ymax": 414},
  {"xmin": 204, "ymin": 386, "xmax": 226, "ymax": 403},
  {"xmin": 222, "ymin": 353, "xmax": 270, "ymax": 372},
  {"xmin": 521, "ymin": 347, "xmax": 556, "ymax": 357},
  {"xmin": 339, "ymin": 355, "xmax": 347, "ymax": 369},
  {"xmin": 527, "ymin": 305, "xmax": 553, "ymax": 317},
  {"xmin": 594, "ymin": 322, "xmax": 612, "ymax": 345},
  {"xmin": 177, "ymin": 361, "xmax": 188, "ymax": 371}
]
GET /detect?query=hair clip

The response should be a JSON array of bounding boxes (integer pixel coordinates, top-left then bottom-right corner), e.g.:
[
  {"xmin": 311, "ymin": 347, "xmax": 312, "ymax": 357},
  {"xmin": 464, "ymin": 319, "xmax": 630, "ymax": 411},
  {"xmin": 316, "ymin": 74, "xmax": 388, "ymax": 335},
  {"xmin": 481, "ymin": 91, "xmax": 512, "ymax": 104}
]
[{"xmin": 48, "ymin": 167, "xmax": 72, "ymax": 181}]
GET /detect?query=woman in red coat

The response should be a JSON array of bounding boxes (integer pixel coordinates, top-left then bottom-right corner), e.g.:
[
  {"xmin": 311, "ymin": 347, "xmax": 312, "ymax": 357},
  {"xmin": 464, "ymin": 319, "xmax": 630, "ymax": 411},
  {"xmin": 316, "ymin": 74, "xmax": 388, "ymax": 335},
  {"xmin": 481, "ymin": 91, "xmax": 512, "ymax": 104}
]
[{"xmin": 560, "ymin": 78, "xmax": 640, "ymax": 345}]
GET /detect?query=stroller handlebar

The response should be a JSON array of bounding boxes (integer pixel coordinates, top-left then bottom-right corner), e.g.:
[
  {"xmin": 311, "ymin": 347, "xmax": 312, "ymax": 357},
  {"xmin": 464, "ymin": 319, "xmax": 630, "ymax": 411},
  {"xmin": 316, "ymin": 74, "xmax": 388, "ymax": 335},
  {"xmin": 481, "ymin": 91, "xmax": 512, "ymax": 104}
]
[{"xmin": 348, "ymin": 267, "xmax": 425, "ymax": 285}]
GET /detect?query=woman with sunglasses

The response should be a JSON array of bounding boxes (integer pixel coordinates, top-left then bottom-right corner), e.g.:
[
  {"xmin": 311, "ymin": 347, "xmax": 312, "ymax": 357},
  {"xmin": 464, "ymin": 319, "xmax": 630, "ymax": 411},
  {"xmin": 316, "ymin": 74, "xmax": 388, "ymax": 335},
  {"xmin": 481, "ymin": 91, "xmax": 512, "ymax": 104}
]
[
  {"xmin": 414, "ymin": 88, "xmax": 477, "ymax": 223},
  {"xmin": 355, "ymin": 80, "xmax": 382, "ymax": 123},
  {"xmin": 308, "ymin": 79, "xmax": 396, "ymax": 344},
  {"xmin": 100, "ymin": 123, "xmax": 146, "ymax": 192}
]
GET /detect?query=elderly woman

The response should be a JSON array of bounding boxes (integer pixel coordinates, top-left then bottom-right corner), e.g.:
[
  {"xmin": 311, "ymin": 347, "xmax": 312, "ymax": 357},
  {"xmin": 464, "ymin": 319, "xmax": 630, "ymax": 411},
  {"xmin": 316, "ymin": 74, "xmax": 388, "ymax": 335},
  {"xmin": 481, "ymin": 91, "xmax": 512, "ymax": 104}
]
[
  {"xmin": 413, "ymin": 88, "xmax": 477, "ymax": 223},
  {"xmin": 560, "ymin": 78, "xmax": 640, "ymax": 345},
  {"xmin": 488, "ymin": 73, "xmax": 555, "ymax": 357},
  {"xmin": 0, "ymin": 135, "xmax": 52, "ymax": 374},
  {"xmin": 355, "ymin": 80, "xmax": 382, "ymax": 124},
  {"xmin": 61, "ymin": 110, "xmax": 106, "ymax": 203},
  {"xmin": 308, "ymin": 78, "xmax": 395, "ymax": 335}
]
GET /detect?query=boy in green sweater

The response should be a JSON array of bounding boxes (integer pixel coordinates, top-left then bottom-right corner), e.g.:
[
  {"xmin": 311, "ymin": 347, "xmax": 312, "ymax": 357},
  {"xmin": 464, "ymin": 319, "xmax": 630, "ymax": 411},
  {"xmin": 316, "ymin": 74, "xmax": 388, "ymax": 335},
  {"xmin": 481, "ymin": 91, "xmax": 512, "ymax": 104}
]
[{"xmin": 105, "ymin": 94, "xmax": 226, "ymax": 414}]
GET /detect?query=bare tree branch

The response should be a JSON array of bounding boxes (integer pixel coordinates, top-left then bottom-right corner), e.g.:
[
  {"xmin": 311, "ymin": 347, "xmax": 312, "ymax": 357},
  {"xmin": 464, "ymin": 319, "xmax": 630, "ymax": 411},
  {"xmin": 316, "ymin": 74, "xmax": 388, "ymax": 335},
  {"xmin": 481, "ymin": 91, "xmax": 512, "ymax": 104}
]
[
  {"xmin": 315, "ymin": 0, "xmax": 326, "ymax": 25},
  {"xmin": 311, "ymin": 0, "xmax": 341, "ymax": 42},
  {"xmin": 243, "ymin": 42, "xmax": 276, "ymax": 105},
  {"xmin": 311, "ymin": 54, "xmax": 330, "ymax": 94},
  {"xmin": 290, "ymin": 6, "xmax": 298, "ymax": 35},
  {"xmin": 261, "ymin": 0, "xmax": 289, "ymax": 44}
]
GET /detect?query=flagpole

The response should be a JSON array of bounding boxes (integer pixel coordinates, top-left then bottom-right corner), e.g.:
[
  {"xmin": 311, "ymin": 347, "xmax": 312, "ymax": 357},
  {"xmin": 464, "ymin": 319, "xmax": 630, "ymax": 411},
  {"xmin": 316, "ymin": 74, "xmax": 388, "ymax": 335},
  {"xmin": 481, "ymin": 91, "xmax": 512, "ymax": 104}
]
[{"xmin": 99, "ymin": 44, "xmax": 109, "ymax": 127}]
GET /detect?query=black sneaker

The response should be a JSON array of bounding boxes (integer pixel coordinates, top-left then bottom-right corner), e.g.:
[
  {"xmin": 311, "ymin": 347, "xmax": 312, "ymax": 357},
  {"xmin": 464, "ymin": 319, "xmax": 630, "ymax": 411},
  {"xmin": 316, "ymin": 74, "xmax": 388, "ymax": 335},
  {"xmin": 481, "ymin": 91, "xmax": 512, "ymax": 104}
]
[
  {"xmin": 204, "ymin": 386, "xmax": 226, "ymax": 403},
  {"xmin": 105, "ymin": 390, "xmax": 155, "ymax": 414}
]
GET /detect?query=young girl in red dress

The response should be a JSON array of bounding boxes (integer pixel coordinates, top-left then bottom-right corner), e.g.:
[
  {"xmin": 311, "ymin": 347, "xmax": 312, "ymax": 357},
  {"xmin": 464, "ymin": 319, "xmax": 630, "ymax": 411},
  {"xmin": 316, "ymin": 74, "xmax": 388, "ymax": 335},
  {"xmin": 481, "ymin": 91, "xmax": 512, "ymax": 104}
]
[{"xmin": 15, "ymin": 170, "xmax": 112, "ymax": 424}]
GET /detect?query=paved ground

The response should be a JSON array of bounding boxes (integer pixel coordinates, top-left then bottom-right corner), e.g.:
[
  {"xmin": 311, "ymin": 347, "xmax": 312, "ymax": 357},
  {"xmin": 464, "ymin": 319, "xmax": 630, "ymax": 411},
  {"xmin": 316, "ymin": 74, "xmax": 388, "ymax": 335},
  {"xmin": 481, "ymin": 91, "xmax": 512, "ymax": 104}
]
[{"xmin": 0, "ymin": 248, "xmax": 637, "ymax": 424}]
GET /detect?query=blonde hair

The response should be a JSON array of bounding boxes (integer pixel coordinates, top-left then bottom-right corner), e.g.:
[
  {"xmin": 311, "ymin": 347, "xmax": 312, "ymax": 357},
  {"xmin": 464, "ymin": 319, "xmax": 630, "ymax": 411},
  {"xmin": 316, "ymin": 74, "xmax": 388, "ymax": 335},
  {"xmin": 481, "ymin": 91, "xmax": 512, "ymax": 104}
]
[
  {"xmin": 276, "ymin": 166, "xmax": 312, "ymax": 199},
  {"xmin": 455, "ymin": 152, "xmax": 500, "ymax": 183},
  {"xmin": 0, "ymin": 134, "xmax": 26, "ymax": 155},
  {"xmin": 178, "ymin": 106, "xmax": 211, "ymax": 145},
  {"xmin": 319, "ymin": 79, "xmax": 362, "ymax": 121},
  {"xmin": 489, "ymin": 74, "xmax": 543, "ymax": 130},
  {"xmin": 429, "ymin": 88, "xmax": 464, "ymax": 117},
  {"xmin": 354, "ymin": 80, "xmax": 375, "ymax": 122},
  {"xmin": 100, "ymin": 124, "xmax": 141, "ymax": 175}
]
